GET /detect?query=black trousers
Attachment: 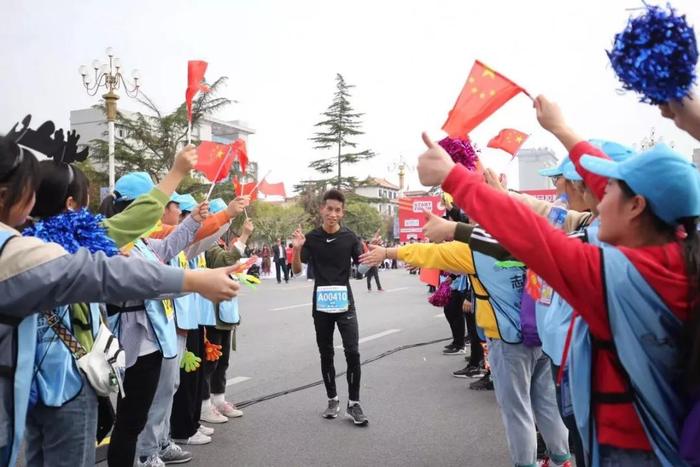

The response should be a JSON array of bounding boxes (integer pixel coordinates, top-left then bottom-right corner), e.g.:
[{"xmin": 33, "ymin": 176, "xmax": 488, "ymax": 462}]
[
  {"xmin": 275, "ymin": 259, "xmax": 289, "ymax": 283},
  {"xmin": 443, "ymin": 290, "xmax": 466, "ymax": 348},
  {"xmin": 108, "ymin": 351, "xmax": 162, "ymax": 467},
  {"xmin": 287, "ymin": 262, "xmax": 294, "ymax": 278},
  {"xmin": 313, "ymin": 310, "xmax": 361, "ymax": 401},
  {"xmin": 465, "ymin": 307, "xmax": 484, "ymax": 366},
  {"xmin": 171, "ymin": 327, "xmax": 205, "ymax": 439},
  {"xmin": 366, "ymin": 267, "xmax": 382, "ymax": 290},
  {"xmin": 202, "ymin": 326, "xmax": 232, "ymax": 399}
]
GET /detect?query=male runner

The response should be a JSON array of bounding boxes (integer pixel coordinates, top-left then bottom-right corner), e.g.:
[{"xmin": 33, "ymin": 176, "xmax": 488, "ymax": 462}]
[{"xmin": 292, "ymin": 189, "xmax": 369, "ymax": 426}]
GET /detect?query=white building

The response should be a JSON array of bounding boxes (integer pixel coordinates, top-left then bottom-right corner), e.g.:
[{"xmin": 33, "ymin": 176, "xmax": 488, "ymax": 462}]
[
  {"xmin": 70, "ymin": 107, "xmax": 257, "ymax": 180},
  {"xmin": 517, "ymin": 147, "xmax": 559, "ymax": 191},
  {"xmin": 354, "ymin": 177, "xmax": 400, "ymax": 216}
]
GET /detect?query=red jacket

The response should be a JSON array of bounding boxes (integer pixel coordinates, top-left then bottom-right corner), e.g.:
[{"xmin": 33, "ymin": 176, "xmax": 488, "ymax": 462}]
[{"xmin": 443, "ymin": 141, "xmax": 691, "ymax": 451}]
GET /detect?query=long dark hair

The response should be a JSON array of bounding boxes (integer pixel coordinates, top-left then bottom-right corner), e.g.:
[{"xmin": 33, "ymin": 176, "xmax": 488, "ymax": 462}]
[
  {"xmin": 98, "ymin": 192, "xmax": 132, "ymax": 219},
  {"xmin": 620, "ymin": 180, "xmax": 700, "ymax": 391},
  {"xmin": 0, "ymin": 136, "xmax": 40, "ymax": 222},
  {"xmin": 31, "ymin": 160, "xmax": 89, "ymax": 219}
]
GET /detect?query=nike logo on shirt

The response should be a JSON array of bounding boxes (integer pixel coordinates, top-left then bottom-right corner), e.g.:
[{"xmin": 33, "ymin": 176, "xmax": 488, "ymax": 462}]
[{"xmin": 326, "ymin": 238, "xmax": 337, "ymax": 243}]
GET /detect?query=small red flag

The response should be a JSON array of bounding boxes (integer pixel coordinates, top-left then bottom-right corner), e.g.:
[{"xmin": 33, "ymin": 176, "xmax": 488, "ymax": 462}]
[
  {"xmin": 487, "ymin": 128, "xmax": 529, "ymax": 156},
  {"xmin": 442, "ymin": 60, "xmax": 524, "ymax": 138},
  {"xmin": 258, "ymin": 180, "xmax": 286, "ymax": 198},
  {"xmin": 195, "ymin": 141, "xmax": 234, "ymax": 183},
  {"xmin": 241, "ymin": 182, "xmax": 258, "ymax": 201},
  {"xmin": 232, "ymin": 139, "xmax": 248, "ymax": 176},
  {"xmin": 232, "ymin": 175, "xmax": 241, "ymax": 196},
  {"xmin": 186, "ymin": 60, "xmax": 208, "ymax": 122}
]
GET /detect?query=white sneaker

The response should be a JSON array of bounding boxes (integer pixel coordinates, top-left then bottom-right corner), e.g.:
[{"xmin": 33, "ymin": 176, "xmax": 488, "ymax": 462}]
[
  {"xmin": 172, "ymin": 431, "xmax": 212, "ymax": 446},
  {"xmin": 136, "ymin": 454, "xmax": 165, "ymax": 467},
  {"xmin": 198, "ymin": 424, "xmax": 215, "ymax": 436},
  {"xmin": 216, "ymin": 401, "xmax": 243, "ymax": 418},
  {"xmin": 200, "ymin": 405, "xmax": 228, "ymax": 424}
]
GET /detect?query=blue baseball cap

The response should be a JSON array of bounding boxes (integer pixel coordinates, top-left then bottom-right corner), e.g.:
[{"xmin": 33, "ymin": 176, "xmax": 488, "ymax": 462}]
[
  {"xmin": 114, "ymin": 172, "xmax": 154, "ymax": 201},
  {"xmin": 169, "ymin": 192, "xmax": 190, "ymax": 205},
  {"xmin": 580, "ymin": 143, "xmax": 700, "ymax": 225},
  {"xmin": 176, "ymin": 194, "xmax": 197, "ymax": 213},
  {"xmin": 209, "ymin": 198, "xmax": 227, "ymax": 214},
  {"xmin": 561, "ymin": 160, "xmax": 582, "ymax": 181},
  {"xmin": 538, "ymin": 157, "xmax": 568, "ymax": 177},
  {"xmin": 588, "ymin": 139, "xmax": 636, "ymax": 161}
]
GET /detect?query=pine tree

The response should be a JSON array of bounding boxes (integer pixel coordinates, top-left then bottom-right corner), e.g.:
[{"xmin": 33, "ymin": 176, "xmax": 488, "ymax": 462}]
[{"xmin": 308, "ymin": 73, "xmax": 375, "ymax": 189}]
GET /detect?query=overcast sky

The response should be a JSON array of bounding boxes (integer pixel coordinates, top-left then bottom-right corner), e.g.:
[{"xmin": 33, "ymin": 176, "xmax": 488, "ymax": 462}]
[{"xmin": 3, "ymin": 0, "xmax": 699, "ymax": 191}]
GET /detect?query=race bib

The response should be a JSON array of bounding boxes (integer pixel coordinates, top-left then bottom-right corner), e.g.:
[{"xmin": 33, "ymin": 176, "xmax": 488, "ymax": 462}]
[
  {"xmin": 538, "ymin": 280, "xmax": 554, "ymax": 306},
  {"xmin": 316, "ymin": 286, "xmax": 349, "ymax": 313}
]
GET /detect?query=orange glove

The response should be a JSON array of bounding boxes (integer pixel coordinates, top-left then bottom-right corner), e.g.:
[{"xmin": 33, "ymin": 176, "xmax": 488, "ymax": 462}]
[{"xmin": 204, "ymin": 339, "xmax": 223, "ymax": 362}]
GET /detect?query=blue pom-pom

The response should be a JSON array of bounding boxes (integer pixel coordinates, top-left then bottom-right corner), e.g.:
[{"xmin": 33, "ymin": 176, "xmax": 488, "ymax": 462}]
[
  {"xmin": 607, "ymin": 4, "xmax": 698, "ymax": 105},
  {"xmin": 23, "ymin": 208, "xmax": 119, "ymax": 256}
]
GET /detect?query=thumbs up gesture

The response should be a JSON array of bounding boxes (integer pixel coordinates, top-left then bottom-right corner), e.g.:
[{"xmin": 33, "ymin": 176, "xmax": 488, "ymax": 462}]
[{"xmin": 417, "ymin": 132, "xmax": 456, "ymax": 187}]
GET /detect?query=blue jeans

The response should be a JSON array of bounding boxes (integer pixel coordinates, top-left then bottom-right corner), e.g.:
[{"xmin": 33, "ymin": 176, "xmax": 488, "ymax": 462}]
[
  {"xmin": 137, "ymin": 333, "xmax": 187, "ymax": 457},
  {"xmin": 488, "ymin": 339, "xmax": 570, "ymax": 467},
  {"xmin": 600, "ymin": 445, "xmax": 661, "ymax": 467},
  {"xmin": 24, "ymin": 373, "xmax": 98, "ymax": 467}
]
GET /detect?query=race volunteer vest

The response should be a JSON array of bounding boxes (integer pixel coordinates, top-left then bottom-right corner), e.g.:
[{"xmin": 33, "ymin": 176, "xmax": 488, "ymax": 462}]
[
  {"xmin": 536, "ymin": 223, "xmax": 599, "ymax": 365},
  {"xmin": 568, "ymin": 235, "xmax": 686, "ymax": 467},
  {"xmin": 470, "ymin": 249, "xmax": 526, "ymax": 344},
  {"xmin": 33, "ymin": 303, "xmax": 101, "ymax": 407},
  {"xmin": 115, "ymin": 239, "xmax": 178, "ymax": 359},
  {"xmin": 191, "ymin": 254, "xmax": 218, "ymax": 326},
  {"xmin": 0, "ymin": 232, "xmax": 37, "ymax": 467},
  {"xmin": 218, "ymin": 297, "xmax": 240, "ymax": 325},
  {"xmin": 170, "ymin": 253, "xmax": 199, "ymax": 330}
]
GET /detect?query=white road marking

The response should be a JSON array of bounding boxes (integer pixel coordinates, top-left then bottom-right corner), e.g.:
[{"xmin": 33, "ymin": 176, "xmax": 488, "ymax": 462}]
[
  {"xmin": 271, "ymin": 303, "xmax": 311, "ymax": 311},
  {"xmin": 433, "ymin": 313, "xmax": 444, "ymax": 318},
  {"xmin": 226, "ymin": 376, "xmax": 251, "ymax": 387},
  {"xmin": 384, "ymin": 287, "xmax": 409, "ymax": 293},
  {"xmin": 335, "ymin": 329, "xmax": 401, "ymax": 349}
]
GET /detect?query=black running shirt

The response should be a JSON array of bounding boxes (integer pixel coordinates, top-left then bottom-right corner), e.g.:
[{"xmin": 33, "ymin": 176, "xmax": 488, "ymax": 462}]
[{"xmin": 300, "ymin": 226, "xmax": 363, "ymax": 313}]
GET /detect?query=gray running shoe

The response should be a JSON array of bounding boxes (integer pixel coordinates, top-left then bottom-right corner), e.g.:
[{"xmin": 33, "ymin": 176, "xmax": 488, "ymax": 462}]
[
  {"xmin": 159, "ymin": 442, "xmax": 192, "ymax": 464},
  {"xmin": 322, "ymin": 399, "xmax": 340, "ymax": 419},
  {"xmin": 345, "ymin": 403, "xmax": 369, "ymax": 426}
]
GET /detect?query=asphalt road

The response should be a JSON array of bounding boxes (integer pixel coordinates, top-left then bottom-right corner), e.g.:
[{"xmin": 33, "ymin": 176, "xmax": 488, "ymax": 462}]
[{"xmin": 182, "ymin": 269, "xmax": 511, "ymax": 466}]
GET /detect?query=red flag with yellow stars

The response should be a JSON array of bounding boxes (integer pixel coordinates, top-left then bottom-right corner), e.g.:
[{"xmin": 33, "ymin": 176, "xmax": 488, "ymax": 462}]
[
  {"xmin": 195, "ymin": 141, "xmax": 234, "ymax": 183},
  {"xmin": 232, "ymin": 138, "xmax": 248, "ymax": 176},
  {"xmin": 442, "ymin": 61, "xmax": 524, "ymax": 138},
  {"xmin": 487, "ymin": 128, "xmax": 529, "ymax": 157},
  {"xmin": 241, "ymin": 182, "xmax": 258, "ymax": 201}
]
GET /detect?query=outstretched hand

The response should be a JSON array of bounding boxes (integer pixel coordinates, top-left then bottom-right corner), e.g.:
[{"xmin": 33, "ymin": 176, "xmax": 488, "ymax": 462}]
[
  {"xmin": 416, "ymin": 132, "xmax": 456, "ymax": 187},
  {"xmin": 191, "ymin": 202, "xmax": 210, "ymax": 223},
  {"xmin": 292, "ymin": 225, "xmax": 306, "ymax": 249},
  {"xmin": 359, "ymin": 244, "xmax": 385, "ymax": 267},
  {"xmin": 534, "ymin": 95, "xmax": 567, "ymax": 134},
  {"xmin": 174, "ymin": 144, "xmax": 198, "ymax": 175}
]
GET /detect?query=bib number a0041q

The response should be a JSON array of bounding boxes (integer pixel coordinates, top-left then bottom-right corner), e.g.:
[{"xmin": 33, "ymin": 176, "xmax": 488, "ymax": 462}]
[{"xmin": 316, "ymin": 286, "xmax": 349, "ymax": 313}]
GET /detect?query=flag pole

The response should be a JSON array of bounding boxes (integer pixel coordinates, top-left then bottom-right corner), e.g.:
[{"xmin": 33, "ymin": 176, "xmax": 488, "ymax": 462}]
[
  {"xmin": 204, "ymin": 145, "xmax": 233, "ymax": 201},
  {"xmin": 187, "ymin": 121, "xmax": 192, "ymax": 145}
]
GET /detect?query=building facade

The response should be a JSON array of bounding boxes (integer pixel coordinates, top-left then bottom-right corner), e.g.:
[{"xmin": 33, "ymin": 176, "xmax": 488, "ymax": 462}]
[
  {"xmin": 517, "ymin": 147, "xmax": 559, "ymax": 191},
  {"xmin": 354, "ymin": 177, "xmax": 400, "ymax": 216}
]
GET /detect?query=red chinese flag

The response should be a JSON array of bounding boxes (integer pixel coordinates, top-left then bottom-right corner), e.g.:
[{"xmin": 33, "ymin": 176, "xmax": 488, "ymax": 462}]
[
  {"xmin": 487, "ymin": 128, "xmax": 529, "ymax": 156},
  {"xmin": 232, "ymin": 138, "xmax": 248, "ymax": 175},
  {"xmin": 241, "ymin": 182, "xmax": 258, "ymax": 201},
  {"xmin": 186, "ymin": 60, "xmax": 208, "ymax": 122},
  {"xmin": 442, "ymin": 60, "xmax": 524, "ymax": 138},
  {"xmin": 195, "ymin": 141, "xmax": 234, "ymax": 183},
  {"xmin": 232, "ymin": 175, "xmax": 241, "ymax": 196},
  {"xmin": 258, "ymin": 180, "xmax": 286, "ymax": 198}
]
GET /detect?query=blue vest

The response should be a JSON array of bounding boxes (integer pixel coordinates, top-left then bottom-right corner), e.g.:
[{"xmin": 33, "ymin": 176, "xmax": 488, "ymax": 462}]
[
  {"xmin": 33, "ymin": 303, "xmax": 101, "ymax": 407},
  {"xmin": 190, "ymin": 254, "xmax": 218, "ymax": 326},
  {"xmin": 124, "ymin": 240, "xmax": 178, "ymax": 359},
  {"xmin": 568, "ymin": 235, "xmax": 687, "ymax": 467},
  {"xmin": 170, "ymin": 253, "xmax": 199, "ymax": 330},
  {"xmin": 0, "ymin": 232, "xmax": 37, "ymax": 467},
  {"xmin": 471, "ymin": 250, "xmax": 525, "ymax": 343},
  {"xmin": 537, "ymin": 222, "xmax": 599, "ymax": 365},
  {"xmin": 218, "ymin": 298, "xmax": 240, "ymax": 325}
]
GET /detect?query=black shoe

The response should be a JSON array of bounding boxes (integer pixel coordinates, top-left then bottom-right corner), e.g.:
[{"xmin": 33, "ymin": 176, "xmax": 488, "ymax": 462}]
[
  {"xmin": 452, "ymin": 364, "xmax": 482, "ymax": 378},
  {"xmin": 469, "ymin": 372, "xmax": 493, "ymax": 391},
  {"xmin": 322, "ymin": 399, "xmax": 340, "ymax": 419},
  {"xmin": 442, "ymin": 346, "xmax": 467, "ymax": 356},
  {"xmin": 345, "ymin": 403, "xmax": 368, "ymax": 426},
  {"xmin": 444, "ymin": 343, "xmax": 456, "ymax": 350}
]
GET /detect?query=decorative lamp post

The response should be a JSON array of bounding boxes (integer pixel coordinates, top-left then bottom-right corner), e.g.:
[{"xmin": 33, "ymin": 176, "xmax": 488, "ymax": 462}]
[{"xmin": 79, "ymin": 47, "xmax": 140, "ymax": 192}]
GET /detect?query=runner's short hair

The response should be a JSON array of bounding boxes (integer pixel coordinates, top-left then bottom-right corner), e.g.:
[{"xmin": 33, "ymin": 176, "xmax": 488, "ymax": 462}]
[{"xmin": 322, "ymin": 189, "xmax": 345, "ymax": 206}]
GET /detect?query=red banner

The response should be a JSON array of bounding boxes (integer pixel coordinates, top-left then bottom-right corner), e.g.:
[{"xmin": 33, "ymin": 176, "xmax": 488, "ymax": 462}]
[
  {"xmin": 521, "ymin": 189, "xmax": 557, "ymax": 203},
  {"xmin": 398, "ymin": 196, "xmax": 445, "ymax": 242}
]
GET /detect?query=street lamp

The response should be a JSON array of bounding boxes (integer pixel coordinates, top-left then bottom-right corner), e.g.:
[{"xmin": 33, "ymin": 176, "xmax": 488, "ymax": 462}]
[{"xmin": 79, "ymin": 47, "xmax": 141, "ymax": 192}]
